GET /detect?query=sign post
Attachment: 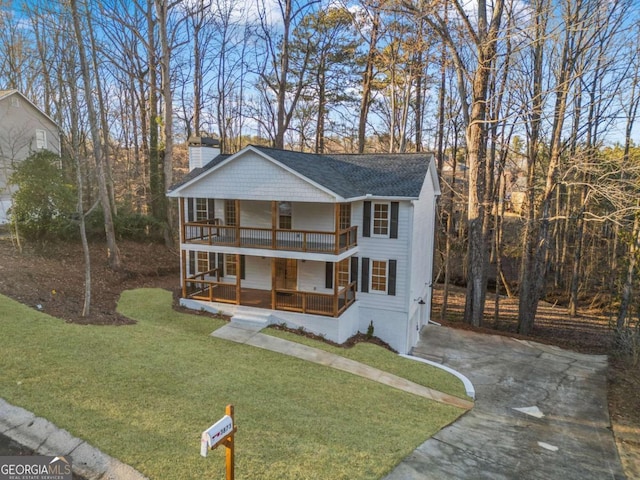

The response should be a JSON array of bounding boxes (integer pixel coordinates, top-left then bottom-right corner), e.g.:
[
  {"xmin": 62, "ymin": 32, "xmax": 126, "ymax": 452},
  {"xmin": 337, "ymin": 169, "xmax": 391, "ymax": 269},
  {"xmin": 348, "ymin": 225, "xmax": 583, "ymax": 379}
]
[{"xmin": 201, "ymin": 404, "xmax": 237, "ymax": 480}]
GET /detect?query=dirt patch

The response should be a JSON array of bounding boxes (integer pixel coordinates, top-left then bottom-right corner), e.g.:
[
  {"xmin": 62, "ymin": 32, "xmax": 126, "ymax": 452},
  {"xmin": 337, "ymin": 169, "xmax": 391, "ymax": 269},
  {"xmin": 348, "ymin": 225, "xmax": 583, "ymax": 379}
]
[{"xmin": 0, "ymin": 234, "xmax": 180, "ymax": 325}]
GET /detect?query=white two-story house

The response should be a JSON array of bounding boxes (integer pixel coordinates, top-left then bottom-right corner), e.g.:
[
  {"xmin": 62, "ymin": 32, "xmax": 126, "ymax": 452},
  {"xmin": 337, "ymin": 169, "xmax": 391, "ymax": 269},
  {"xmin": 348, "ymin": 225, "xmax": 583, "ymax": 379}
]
[
  {"xmin": 167, "ymin": 141, "xmax": 440, "ymax": 354},
  {"xmin": 0, "ymin": 90, "xmax": 61, "ymax": 224}
]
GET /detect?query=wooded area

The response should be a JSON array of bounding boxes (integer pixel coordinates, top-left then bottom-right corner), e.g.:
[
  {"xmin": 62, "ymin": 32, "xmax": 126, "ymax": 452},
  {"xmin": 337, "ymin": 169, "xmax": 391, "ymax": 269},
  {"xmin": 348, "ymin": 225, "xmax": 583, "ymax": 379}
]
[{"xmin": 1, "ymin": 0, "xmax": 640, "ymax": 348}]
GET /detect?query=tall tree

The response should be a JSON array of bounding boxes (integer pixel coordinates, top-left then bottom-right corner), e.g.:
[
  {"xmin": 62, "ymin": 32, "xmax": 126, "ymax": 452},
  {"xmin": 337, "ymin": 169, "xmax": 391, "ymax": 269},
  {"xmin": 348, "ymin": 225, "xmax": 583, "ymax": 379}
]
[
  {"xmin": 69, "ymin": 0, "xmax": 121, "ymax": 271},
  {"xmin": 255, "ymin": 0, "xmax": 321, "ymax": 148},
  {"xmin": 410, "ymin": 0, "xmax": 506, "ymax": 327}
]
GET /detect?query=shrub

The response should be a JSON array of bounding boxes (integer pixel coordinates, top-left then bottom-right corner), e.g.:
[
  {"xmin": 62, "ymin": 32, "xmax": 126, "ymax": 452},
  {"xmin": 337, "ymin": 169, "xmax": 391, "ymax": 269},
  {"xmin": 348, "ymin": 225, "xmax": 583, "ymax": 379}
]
[
  {"xmin": 9, "ymin": 151, "xmax": 76, "ymax": 240},
  {"xmin": 85, "ymin": 208, "xmax": 165, "ymax": 242}
]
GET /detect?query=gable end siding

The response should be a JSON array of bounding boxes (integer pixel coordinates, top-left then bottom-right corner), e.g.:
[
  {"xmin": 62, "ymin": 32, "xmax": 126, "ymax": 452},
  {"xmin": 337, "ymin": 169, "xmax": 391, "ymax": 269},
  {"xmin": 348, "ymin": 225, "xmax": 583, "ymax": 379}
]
[{"xmin": 178, "ymin": 152, "xmax": 336, "ymax": 203}]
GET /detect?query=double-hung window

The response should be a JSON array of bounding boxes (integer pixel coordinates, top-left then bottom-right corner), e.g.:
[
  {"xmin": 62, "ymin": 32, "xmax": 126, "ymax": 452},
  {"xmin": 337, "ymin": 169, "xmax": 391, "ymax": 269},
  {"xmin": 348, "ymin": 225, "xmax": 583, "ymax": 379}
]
[
  {"xmin": 363, "ymin": 201, "xmax": 398, "ymax": 239},
  {"xmin": 35, "ymin": 130, "xmax": 47, "ymax": 149},
  {"xmin": 370, "ymin": 260, "xmax": 387, "ymax": 293},
  {"xmin": 225, "ymin": 200, "xmax": 237, "ymax": 226},
  {"xmin": 279, "ymin": 201, "xmax": 292, "ymax": 230},
  {"xmin": 197, "ymin": 252, "xmax": 209, "ymax": 274},
  {"xmin": 195, "ymin": 198, "xmax": 208, "ymax": 221},
  {"xmin": 225, "ymin": 254, "xmax": 237, "ymax": 277},
  {"xmin": 372, "ymin": 203, "xmax": 389, "ymax": 236},
  {"xmin": 361, "ymin": 257, "xmax": 396, "ymax": 295}
]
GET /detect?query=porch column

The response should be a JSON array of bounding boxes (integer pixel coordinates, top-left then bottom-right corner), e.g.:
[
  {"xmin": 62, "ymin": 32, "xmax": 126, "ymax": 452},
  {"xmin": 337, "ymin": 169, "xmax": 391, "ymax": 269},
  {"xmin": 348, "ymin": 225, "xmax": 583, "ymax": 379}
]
[
  {"xmin": 181, "ymin": 249, "xmax": 187, "ymax": 298},
  {"xmin": 235, "ymin": 200, "xmax": 240, "ymax": 246},
  {"xmin": 235, "ymin": 254, "xmax": 241, "ymax": 304},
  {"xmin": 271, "ymin": 257, "xmax": 276, "ymax": 309},
  {"xmin": 334, "ymin": 203, "xmax": 340, "ymax": 254},
  {"xmin": 179, "ymin": 197, "xmax": 186, "ymax": 244},
  {"xmin": 271, "ymin": 201, "xmax": 277, "ymax": 249},
  {"xmin": 333, "ymin": 260, "xmax": 339, "ymax": 317}
]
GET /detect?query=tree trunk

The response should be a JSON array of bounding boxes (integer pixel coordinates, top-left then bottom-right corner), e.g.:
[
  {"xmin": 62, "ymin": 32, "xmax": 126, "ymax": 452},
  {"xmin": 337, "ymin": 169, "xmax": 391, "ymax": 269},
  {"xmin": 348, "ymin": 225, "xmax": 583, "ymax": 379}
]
[
  {"xmin": 155, "ymin": 0, "xmax": 175, "ymax": 247},
  {"xmin": 358, "ymin": 6, "xmax": 379, "ymax": 154},
  {"xmin": 69, "ymin": 0, "xmax": 121, "ymax": 271}
]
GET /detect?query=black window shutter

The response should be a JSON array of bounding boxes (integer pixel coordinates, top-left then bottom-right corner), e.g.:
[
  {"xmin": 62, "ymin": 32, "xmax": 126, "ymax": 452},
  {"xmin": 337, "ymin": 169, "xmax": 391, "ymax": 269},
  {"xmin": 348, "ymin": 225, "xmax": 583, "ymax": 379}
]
[
  {"xmin": 350, "ymin": 256, "xmax": 358, "ymax": 290},
  {"xmin": 207, "ymin": 198, "xmax": 215, "ymax": 219},
  {"xmin": 189, "ymin": 251, "xmax": 195, "ymax": 275},
  {"xmin": 208, "ymin": 252, "xmax": 215, "ymax": 272},
  {"xmin": 390, "ymin": 202, "xmax": 399, "ymax": 239},
  {"xmin": 388, "ymin": 260, "xmax": 397, "ymax": 296},
  {"xmin": 218, "ymin": 253, "xmax": 224, "ymax": 277},
  {"xmin": 361, "ymin": 257, "xmax": 370, "ymax": 293},
  {"xmin": 325, "ymin": 262, "xmax": 333, "ymax": 289},
  {"xmin": 240, "ymin": 255, "xmax": 246, "ymax": 280},
  {"xmin": 188, "ymin": 198, "xmax": 195, "ymax": 222},
  {"xmin": 363, "ymin": 201, "xmax": 371, "ymax": 237}
]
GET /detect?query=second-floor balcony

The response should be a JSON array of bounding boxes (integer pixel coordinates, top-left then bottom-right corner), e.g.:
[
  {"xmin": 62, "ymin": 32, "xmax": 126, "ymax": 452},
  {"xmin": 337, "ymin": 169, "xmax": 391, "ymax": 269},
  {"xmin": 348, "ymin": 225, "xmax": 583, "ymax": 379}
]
[{"xmin": 184, "ymin": 221, "xmax": 357, "ymax": 254}]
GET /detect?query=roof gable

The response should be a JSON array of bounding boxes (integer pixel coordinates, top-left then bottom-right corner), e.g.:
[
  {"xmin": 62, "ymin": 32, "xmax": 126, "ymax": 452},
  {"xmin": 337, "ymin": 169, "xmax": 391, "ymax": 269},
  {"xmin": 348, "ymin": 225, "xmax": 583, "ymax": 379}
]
[
  {"xmin": 169, "ymin": 147, "xmax": 339, "ymax": 202},
  {"xmin": 0, "ymin": 90, "xmax": 59, "ymax": 128},
  {"xmin": 168, "ymin": 145, "xmax": 435, "ymax": 200}
]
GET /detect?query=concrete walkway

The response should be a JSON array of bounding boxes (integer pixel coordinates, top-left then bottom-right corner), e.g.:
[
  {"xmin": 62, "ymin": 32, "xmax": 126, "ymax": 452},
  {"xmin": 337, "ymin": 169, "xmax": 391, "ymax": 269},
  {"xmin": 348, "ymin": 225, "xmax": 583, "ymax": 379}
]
[
  {"xmin": 211, "ymin": 323, "xmax": 474, "ymax": 410},
  {"xmin": 0, "ymin": 399, "xmax": 147, "ymax": 480},
  {"xmin": 383, "ymin": 326, "xmax": 626, "ymax": 480}
]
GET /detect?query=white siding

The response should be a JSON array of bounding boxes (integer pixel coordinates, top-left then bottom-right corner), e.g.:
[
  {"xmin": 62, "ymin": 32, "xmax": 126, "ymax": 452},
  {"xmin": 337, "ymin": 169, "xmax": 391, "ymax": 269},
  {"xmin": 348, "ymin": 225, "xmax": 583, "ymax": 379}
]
[
  {"xmin": 242, "ymin": 256, "xmax": 271, "ymax": 289},
  {"xmin": 188, "ymin": 145, "xmax": 219, "ymax": 171},
  {"xmin": 292, "ymin": 203, "xmax": 334, "ymax": 231},
  {"xmin": 358, "ymin": 306, "xmax": 410, "ymax": 354},
  {"xmin": 238, "ymin": 201, "xmax": 272, "ymax": 228},
  {"xmin": 180, "ymin": 152, "xmax": 336, "ymax": 202},
  {"xmin": 354, "ymin": 200, "xmax": 411, "ymax": 314},
  {"xmin": 298, "ymin": 260, "xmax": 333, "ymax": 293},
  {"xmin": 408, "ymin": 167, "xmax": 438, "ymax": 328}
]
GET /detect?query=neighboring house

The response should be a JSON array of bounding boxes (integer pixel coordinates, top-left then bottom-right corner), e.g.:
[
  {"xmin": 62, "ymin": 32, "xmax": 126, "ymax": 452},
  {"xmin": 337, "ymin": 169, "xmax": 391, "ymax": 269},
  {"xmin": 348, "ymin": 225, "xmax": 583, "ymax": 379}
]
[
  {"xmin": 167, "ymin": 141, "xmax": 441, "ymax": 354},
  {"xmin": 0, "ymin": 90, "xmax": 61, "ymax": 224}
]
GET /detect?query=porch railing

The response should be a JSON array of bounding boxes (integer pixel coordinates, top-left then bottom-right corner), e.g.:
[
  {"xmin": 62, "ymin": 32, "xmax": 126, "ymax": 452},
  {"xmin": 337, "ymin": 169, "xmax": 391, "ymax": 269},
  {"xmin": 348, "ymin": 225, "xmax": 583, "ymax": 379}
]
[
  {"xmin": 184, "ymin": 222, "xmax": 357, "ymax": 254},
  {"xmin": 274, "ymin": 281, "xmax": 357, "ymax": 316},
  {"xmin": 183, "ymin": 277, "xmax": 357, "ymax": 317},
  {"xmin": 184, "ymin": 269, "xmax": 237, "ymax": 304}
]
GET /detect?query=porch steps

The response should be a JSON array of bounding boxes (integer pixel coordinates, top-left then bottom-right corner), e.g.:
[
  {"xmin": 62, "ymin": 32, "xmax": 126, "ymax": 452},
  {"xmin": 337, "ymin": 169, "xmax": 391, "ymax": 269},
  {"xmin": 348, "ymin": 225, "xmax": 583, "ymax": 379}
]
[{"xmin": 230, "ymin": 309, "xmax": 273, "ymax": 331}]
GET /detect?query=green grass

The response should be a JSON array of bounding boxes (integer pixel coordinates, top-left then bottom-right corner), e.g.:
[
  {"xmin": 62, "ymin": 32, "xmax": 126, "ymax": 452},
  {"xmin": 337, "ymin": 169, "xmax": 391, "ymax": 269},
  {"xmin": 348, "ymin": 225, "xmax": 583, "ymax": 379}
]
[
  {"xmin": 0, "ymin": 289, "xmax": 465, "ymax": 479},
  {"xmin": 264, "ymin": 328, "xmax": 469, "ymax": 399}
]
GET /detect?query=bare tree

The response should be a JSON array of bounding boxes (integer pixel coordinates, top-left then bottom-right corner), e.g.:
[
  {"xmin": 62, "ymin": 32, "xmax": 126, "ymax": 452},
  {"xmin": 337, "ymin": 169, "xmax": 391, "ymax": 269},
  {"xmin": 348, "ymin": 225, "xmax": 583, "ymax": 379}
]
[{"xmin": 69, "ymin": 0, "xmax": 121, "ymax": 271}]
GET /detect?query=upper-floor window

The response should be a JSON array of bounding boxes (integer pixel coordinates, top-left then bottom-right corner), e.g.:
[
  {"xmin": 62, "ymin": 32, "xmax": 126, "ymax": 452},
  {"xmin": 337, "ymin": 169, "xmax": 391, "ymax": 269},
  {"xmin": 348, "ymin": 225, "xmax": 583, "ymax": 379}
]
[
  {"xmin": 35, "ymin": 130, "xmax": 47, "ymax": 149},
  {"xmin": 225, "ymin": 200, "xmax": 236, "ymax": 226},
  {"xmin": 372, "ymin": 203, "xmax": 389, "ymax": 236},
  {"xmin": 195, "ymin": 198, "xmax": 208, "ymax": 221},
  {"xmin": 363, "ymin": 201, "xmax": 398, "ymax": 239},
  {"xmin": 10, "ymin": 97, "xmax": 20, "ymax": 108},
  {"xmin": 339, "ymin": 203, "xmax": 351, "ymax": 230},
  {"xmin": 279, "ymin": 201, "xmax": 292, "ymax": 230}
]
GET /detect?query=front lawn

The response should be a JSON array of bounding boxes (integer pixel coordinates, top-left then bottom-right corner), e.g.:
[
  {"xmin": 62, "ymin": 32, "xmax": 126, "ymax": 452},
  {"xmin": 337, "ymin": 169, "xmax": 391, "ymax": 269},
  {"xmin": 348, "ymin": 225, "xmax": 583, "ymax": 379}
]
[{"xmin": 0, "ymin": 289, "xmax": 464, "ymax": 479}]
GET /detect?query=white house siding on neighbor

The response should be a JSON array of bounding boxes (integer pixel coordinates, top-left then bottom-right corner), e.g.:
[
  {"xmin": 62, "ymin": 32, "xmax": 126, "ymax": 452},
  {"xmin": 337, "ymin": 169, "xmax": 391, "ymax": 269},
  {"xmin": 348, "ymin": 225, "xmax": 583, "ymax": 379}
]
[
  {"xmin": 168, "ymin": 145, "xmax": 440, "ymax": 354},
  {"xmin": 0, "ymin": 91, "xmax": 60, "ymax": 224}
]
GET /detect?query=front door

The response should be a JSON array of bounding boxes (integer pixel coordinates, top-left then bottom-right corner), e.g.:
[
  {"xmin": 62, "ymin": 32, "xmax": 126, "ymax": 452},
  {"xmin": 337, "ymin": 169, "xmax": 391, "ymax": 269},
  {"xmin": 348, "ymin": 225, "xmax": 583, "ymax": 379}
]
[{"xmin": 275, "ymin": 258, "xmax": 297, "ymax": 290}]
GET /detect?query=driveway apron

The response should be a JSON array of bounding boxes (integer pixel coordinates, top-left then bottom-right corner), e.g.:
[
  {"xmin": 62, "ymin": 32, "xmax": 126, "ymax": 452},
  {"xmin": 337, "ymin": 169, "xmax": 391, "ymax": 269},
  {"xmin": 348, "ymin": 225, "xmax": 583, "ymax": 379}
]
[{"xmin": 384, "ymin": 326, "xmax": 625, "ymax": 480}]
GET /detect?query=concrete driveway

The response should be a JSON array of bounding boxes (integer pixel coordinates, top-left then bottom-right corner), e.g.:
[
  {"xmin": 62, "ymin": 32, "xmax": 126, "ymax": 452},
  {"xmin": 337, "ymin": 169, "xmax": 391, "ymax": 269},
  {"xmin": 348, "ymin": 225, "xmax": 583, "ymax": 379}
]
[{"xmin": 384, "ymin": 326, "xmax": 626, "ymax": 480}]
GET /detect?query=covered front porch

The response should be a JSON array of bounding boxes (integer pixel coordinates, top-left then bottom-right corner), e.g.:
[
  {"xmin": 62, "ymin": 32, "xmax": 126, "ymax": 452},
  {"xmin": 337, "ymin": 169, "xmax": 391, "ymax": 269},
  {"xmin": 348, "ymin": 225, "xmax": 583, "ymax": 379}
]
[
  {"xmin": 183, "ymin": 284, "xmax": 355, "ymax": 317},
  {"xmin": 181, "ymin": 253, "xmax": 357, "ymax": 317}
]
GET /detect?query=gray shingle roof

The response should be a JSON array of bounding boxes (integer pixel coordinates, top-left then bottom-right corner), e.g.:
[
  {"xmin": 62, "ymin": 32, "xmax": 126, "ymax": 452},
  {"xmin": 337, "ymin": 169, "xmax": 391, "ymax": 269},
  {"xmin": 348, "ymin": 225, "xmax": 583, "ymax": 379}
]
[{"xmin": 169, "ymin": 145, "xmax": 434, "ymax": 199}]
